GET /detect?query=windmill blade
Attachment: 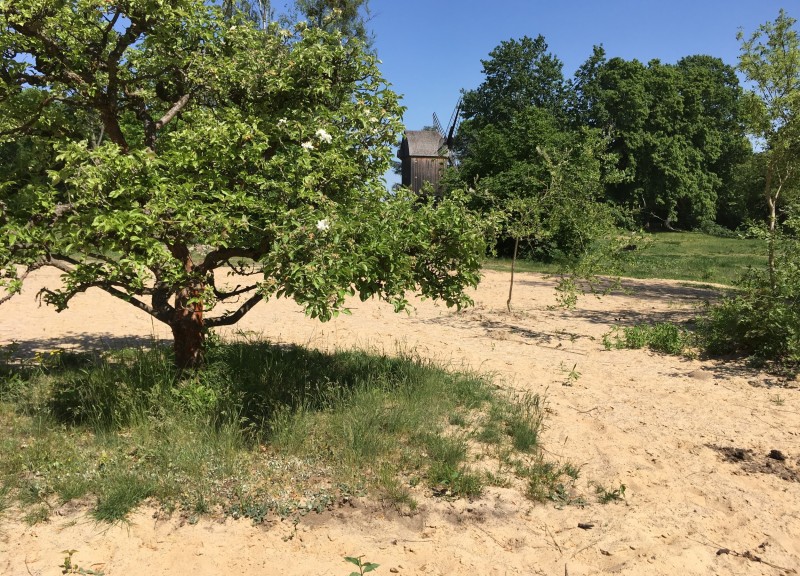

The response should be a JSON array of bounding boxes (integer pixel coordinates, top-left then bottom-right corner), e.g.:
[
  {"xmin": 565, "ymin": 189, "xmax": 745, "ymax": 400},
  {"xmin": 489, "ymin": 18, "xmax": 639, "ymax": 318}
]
[
  {"xmin": 445, "ymin": 97, "xmax": 462, "ymax": 147},
  {"xmin": 432, "ymin": 112, "xmax": 445, "ymax": 137}
]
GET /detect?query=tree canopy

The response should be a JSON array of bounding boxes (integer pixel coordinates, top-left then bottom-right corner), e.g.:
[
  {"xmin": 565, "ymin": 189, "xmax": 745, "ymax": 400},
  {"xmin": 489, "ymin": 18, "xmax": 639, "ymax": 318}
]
[
  {"xmin": 572, "ymin": 52, "xmax": 749, "ymax": 229},
  {"xmin": 453, "ymin": 36, "xmax": 618, "ymax": 264},
  {"xmin": 0, "ymin": 0, "xmax": 483, "ymax": 367},
  {"xmin": 453, "ymin": 34, "xmax": 752, "ymax": 235},
  {"xmin": 738, "ymin": 8, "xmax": 800, "ymax": 281}
]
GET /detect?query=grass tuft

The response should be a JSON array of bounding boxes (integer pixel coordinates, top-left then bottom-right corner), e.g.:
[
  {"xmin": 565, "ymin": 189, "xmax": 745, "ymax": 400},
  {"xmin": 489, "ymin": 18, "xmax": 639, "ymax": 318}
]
[{"xmin": 603, "ymin": 323, "xmax": 694, "ymax": 356}]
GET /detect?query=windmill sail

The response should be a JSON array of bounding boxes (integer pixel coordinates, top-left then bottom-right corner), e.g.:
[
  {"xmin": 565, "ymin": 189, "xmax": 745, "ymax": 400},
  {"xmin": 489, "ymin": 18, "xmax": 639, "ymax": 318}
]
[
  {"xmin": 432, "ymin": 112, "xmax": 445, "ymax": 137},
  {"xmin": 445, "ymin": 97, "xmax": 462, "ymax": 147}
]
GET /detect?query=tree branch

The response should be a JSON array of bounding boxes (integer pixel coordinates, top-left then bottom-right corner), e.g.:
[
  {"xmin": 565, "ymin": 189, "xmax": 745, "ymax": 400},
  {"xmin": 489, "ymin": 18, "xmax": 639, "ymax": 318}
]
[
  {"xmin": 0, "ymin": 95, "xmax": 56, "ymax": 137},
  {"xmin": 213, "ymin": 283, "xmax": 258, "ymax": 299},
  {"xmin": 206, "ymin": 292, "xmax": 264, "ymax": 327},
  {"xmin": 155, "ymin": 93, "xmax": 191, "ymax": 131},
  {"xmin": 44, "ymin": 255, "xmax": 78, "ymax": 273},
  {"xmin": 0, "ymin": 263, "xmax": 43, "ymax": 305},
  {"xmin": 199, "ymin": 245, "xmax": 268, "ymax": 273},
  {"xmin": 40, "ymin": 253, "xmax": 172, "ymax": 321},
  {"xmin": 10, "ymin": 22, "xmax": 91, "ymax": 88}
]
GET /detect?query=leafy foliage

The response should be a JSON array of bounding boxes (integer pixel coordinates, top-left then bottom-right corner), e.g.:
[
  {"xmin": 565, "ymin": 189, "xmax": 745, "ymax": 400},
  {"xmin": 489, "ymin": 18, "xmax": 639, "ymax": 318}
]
[
  {"xmin": 453, "ymin": 36, "xmax": 619, "ymax": 265},
  {"xmin": 737, "ymin": 8, "xmax": 800, "ymax": 282},
  {"xmin": 575, "ymin": 51, "xmax": 750, "ymax": 229},
  {"xmin": 699, "ymin": 260, "xmax": 800, "ymax": 366},
  {"xmin": 0, "ymin": 1, "xmax": 483, "ymax": 366},
  {"xmin": 697, "ymin": 10, "xmax": 800, "ymax": 369},
  {"xmin": 460, "ymin": 35, "xmax": 568, "ymax": 127},
  {"xmin": 293, "ymin": 0, "xmax": 372, "ymax": 44},
  {"xmin": 345, "ymin": 556, "xmax": 379, "ymax": 576},
  {"xmin": 699, "ymin": 207, "xmax": 800, "ymax": 366},
  {"xmin": 603, "ymin": 323, "xmax": 693, "ymax": 356}
]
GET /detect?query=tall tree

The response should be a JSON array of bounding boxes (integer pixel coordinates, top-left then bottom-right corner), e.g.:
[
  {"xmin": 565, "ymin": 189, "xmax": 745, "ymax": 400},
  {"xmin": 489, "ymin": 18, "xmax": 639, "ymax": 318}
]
[
  {"xmin": 568, "ymin": 44, "xmax": 607, "ymax": 128},
  {"xmin": 460, "ymin": 35, "xmax": 568, "ymax": 129},
  {"xmin": 699, "ymin": 11, "xmax": 800, "ymax": 368},
  {"xmin": 738, "ymin": 8, "xmax": 800, "ymax": 284},
  {"xmin": 454, "ymin": 36, "xmax": 616, "ymax": 266},
  {"xmin": 575, "ymin": 53, "xmax": 747, "ymax": 229},
  {"xmin": 0, "ymin": 0, "xmax": 483, "ymax": 368},
  {"xmin": 223, "ymin": 0, "xmax": 274, "ymax": 29},
  {"xmin": 293, "ymin": 0, "xmax": 372, "ymax": 44}
]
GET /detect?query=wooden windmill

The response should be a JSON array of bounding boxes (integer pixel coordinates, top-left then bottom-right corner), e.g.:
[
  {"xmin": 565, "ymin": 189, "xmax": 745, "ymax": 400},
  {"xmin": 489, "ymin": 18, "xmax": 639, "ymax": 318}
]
[{"xmin": 397, "ymin": 99, "xmax": 462, "ymax": 195}]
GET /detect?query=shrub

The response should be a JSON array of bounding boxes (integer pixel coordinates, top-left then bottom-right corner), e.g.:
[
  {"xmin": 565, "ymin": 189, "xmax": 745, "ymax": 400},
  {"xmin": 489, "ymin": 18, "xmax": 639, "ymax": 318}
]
[
  {"xmin": 699, "ymin": 258, "xmax": 800, "ymax": 366},
  {"xmin": 603, "ymin": 322, "xmax": 692, "ymax": 356}
]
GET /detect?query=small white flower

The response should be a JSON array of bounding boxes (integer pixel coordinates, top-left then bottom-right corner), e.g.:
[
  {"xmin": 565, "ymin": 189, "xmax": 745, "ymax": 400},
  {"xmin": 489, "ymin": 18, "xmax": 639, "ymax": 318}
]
[
  {"xmin": 277, "ymin": 118, "xmax": 288, "ymax": 126},
  {"xmin": 316, "ymin": 219, "xmax": 330, "ymax": 231},
  {"xmin": 315, "ymin": 128, "xmax": 332, "ymax": 143},
  {"xmin": 301, "ymin": 141, "xmax": 314, "ymax": 151},
  {"xmin": 369, "ymin": 117, "xmax": 379, "ymax": 123}
]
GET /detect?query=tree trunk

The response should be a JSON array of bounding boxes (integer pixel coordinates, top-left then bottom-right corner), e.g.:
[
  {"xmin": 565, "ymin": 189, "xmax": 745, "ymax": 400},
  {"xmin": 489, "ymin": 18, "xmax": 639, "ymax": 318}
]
[
  {"xmin": 768, "ymin": 196, "xmax": 777, "ymax": 290},
  {"xmin": 507, "ymin": 236, "xmax": 519, "ymax": 313},
  {"xmin": 765, "ymin": 164, "xmax": 778, "ymax": 291},
  {"xmin": 171, "ymin": 285, "xmax": 205, "ymax": 369}
]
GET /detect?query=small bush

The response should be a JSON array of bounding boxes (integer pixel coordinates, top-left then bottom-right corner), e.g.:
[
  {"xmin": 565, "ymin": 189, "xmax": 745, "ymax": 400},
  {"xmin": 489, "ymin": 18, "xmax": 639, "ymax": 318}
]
[
  {"xmin": 698, "ymin": 259, "xmax": 800, "ymax": 367},
  {"xmin": 428, "ymin": 462, "xmax": 483, "ymax": 498},
  {"xmin": 603, "ymin": 323, "xmax": 692, "ymax": 356},
  {"xmin": 697, "ymin": 220, "xmax": 739, "ymax": 239}
]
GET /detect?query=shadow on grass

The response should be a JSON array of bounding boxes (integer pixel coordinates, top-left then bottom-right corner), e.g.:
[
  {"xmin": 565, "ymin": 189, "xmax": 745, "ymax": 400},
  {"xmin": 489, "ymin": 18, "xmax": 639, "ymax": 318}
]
[
  {"xmin": 2, "ymin": 337, "xmax": 479, "ymax": 435},
  {"xmin": 203, "ymin": 340, "xmax": 467, "ymax": 428},
  {"xmin": 2, "ymin": 338, "xmax": 572, "ymax": 523}
]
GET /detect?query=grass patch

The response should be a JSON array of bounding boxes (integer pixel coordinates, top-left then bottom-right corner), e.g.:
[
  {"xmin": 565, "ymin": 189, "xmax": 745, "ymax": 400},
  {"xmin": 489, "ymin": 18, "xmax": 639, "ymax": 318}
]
[
  {"xmin": 485, "ymin": 231, "xmax": 765, "ymax": 286},
  {"xmin": 0, "ymin": 338, "xmax": 580, "ymax": 522},
  {"xmin": 603, "ymin": 322, "xmax": 695, "ymax": 356},
  {"xmin": 594, "ymin": 482, "xmax": 627, "ymax": 504}
]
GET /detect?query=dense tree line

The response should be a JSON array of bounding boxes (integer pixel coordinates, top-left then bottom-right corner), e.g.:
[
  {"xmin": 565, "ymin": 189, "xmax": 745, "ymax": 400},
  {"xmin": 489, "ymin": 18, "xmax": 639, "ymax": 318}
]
[
  {"xmin": 446, "ymin": 10, "xmax": 800, "ymax": 366},
  {"xmin": 449, "ymin": 27, "xmax": 796, "ymax": 245}
]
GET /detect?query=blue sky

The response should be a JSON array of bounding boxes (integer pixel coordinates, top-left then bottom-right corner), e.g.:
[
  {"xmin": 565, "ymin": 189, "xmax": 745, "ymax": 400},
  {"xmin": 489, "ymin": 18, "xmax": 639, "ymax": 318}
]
[{"xmin": 370, "ymin": 0, "xmax": 791, "ymax": 135}]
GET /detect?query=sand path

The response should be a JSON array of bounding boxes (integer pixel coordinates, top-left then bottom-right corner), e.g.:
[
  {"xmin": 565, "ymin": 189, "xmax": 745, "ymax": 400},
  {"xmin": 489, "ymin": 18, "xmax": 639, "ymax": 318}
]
[{"xmin": 1, "ymin": 268, "xmax": 798, "ymax": 575}]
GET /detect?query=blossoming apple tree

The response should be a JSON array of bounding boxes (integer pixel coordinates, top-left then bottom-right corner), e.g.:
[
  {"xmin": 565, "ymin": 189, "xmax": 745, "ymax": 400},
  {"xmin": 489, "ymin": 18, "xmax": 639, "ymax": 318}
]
[{"xmin": 0, "ymin": 0, "xmax": 484, "ymax": 367}]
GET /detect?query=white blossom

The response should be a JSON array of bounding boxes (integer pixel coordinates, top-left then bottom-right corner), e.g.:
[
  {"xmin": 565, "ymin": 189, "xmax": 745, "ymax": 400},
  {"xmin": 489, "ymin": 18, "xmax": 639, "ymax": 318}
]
[
  {"xmin": 301, "ymin": 141, "xmax": 314, "ymax": 150},
  {"xmin": 277, "ymin": 118, "xmax": 288, "ymax": 126},
  {"xmin": 315, "ymin": 128, "xmax": 332, "ymax": 143},
  {"xmin": 369, "ymin": 117, "xmax": 379, "ymax": 123},
  {"xmin": 316, "ymin": 219, "xmax": 330, "ymax": 231}
]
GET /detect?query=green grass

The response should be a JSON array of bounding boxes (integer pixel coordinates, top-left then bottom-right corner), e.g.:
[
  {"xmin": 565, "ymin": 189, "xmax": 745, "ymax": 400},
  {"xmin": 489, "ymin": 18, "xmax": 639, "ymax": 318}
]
[
  {"xmin": 484, "ymin": 232, "xmax": 766, "ymax": 286},
  {"xmin": 603, "ymin": 322, "xmax": 695, "ymax": 356},
  {"xmin": 0, "ymin": 338, "xmax": 582, "ymax": 523}
]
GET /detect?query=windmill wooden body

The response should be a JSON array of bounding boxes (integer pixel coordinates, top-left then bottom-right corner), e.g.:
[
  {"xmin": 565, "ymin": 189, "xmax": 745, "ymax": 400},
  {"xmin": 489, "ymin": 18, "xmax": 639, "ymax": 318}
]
[
  {"xmin": 396, "ymin": 130, "xmax": 447, "ymax": 194},
  {"xmin": 397, "ymin": 100, "xmax": 461, "ymax": 195}
]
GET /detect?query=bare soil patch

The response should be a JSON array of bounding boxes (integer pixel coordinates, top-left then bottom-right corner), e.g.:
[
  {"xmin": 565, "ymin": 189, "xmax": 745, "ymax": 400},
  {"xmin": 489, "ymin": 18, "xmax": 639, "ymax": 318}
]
[{"xmin": 1, "ymin": 268, "xmax": 799, "ymax": 575}]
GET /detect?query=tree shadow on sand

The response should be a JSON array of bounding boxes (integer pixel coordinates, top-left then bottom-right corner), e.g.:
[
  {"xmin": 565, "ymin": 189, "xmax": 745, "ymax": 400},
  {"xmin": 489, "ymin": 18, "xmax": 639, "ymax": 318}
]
[
  {"xmin": 513, "ymin": 275, "xmax": 726, "ymax": 303},
  {"xmin": 1, "ymin": 333, "xmax": 167, "ymax": 360}
]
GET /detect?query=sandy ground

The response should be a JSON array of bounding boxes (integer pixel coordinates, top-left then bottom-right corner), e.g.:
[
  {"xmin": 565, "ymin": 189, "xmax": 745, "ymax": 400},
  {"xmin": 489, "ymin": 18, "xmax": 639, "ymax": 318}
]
[{"xmin": 1, "ymin": 268, "xmax": 799, "ymax": 576}]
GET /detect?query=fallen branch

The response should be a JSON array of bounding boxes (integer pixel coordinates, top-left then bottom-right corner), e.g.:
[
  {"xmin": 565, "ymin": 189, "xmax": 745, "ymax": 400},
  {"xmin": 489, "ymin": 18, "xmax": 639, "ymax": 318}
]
[{"xmin": 716, "ymin": 547, "xmax": 797, "ymax": 573}]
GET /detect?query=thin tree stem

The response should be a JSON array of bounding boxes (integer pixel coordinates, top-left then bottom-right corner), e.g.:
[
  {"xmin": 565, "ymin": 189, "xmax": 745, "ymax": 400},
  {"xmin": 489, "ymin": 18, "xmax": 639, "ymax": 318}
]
[{"xmin": 507, "ymin": 236, "xmax": 519, "ymax": 313}]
